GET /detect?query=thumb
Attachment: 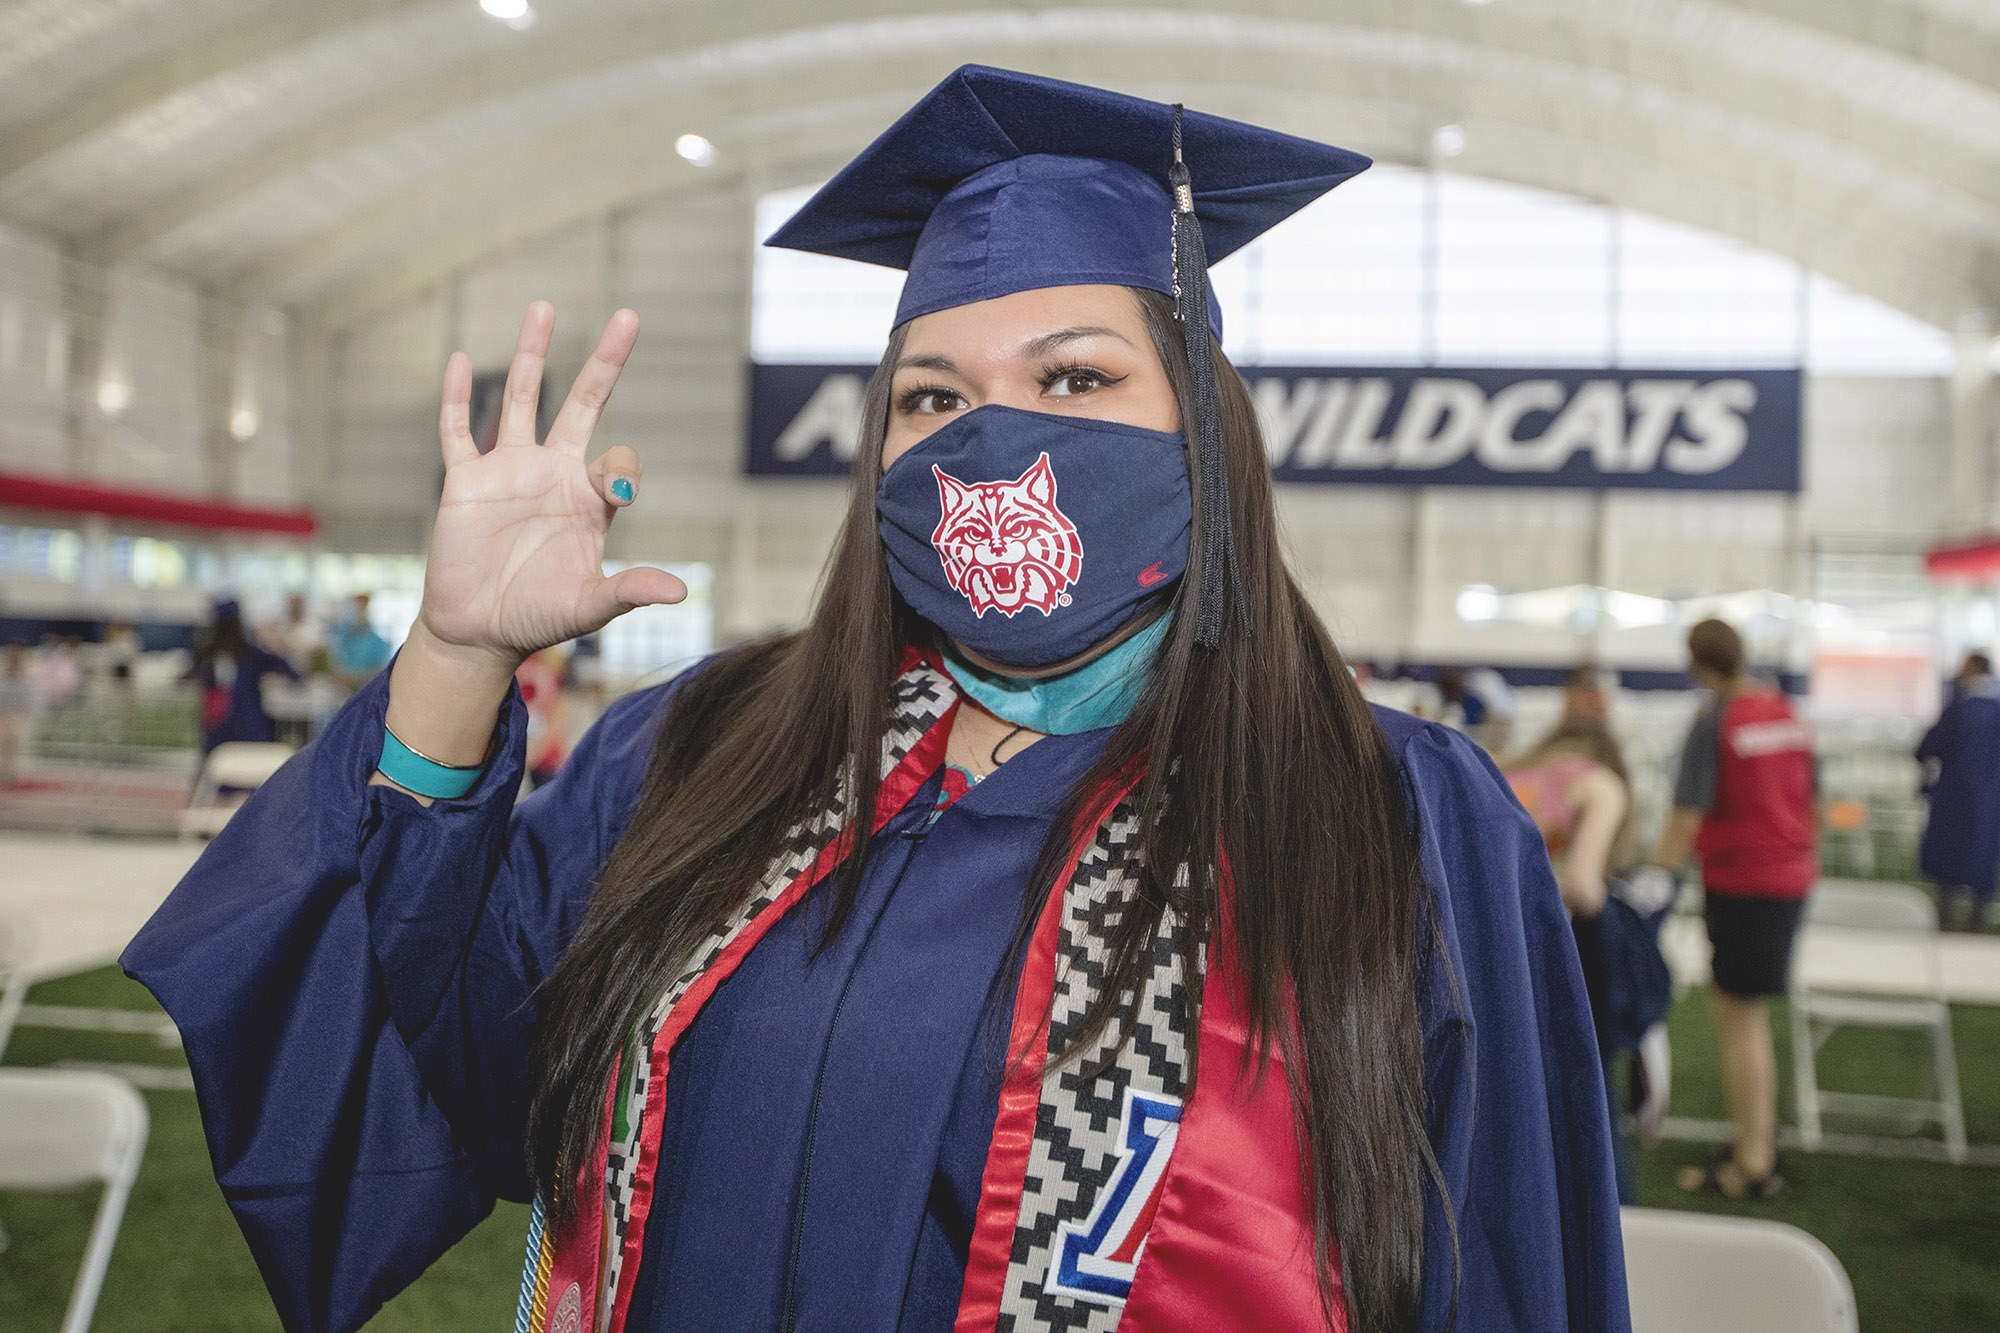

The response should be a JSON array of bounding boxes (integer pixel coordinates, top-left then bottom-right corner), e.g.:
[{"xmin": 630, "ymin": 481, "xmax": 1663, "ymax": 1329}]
[{"xmin": 579, "ymin": 564, "xmax": 688, "ymax": 630}]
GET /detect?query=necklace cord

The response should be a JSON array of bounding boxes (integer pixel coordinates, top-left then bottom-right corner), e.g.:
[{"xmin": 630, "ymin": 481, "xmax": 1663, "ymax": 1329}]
[{"xmin": 989, "ymin": 723, "xmax": 1028, "ymax": 770}]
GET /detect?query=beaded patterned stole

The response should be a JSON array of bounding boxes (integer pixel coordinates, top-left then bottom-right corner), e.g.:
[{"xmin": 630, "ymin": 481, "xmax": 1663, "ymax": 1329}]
[{"xmin": 513, "ymin": 655, "xmax": 1281, "ymax": 1333}]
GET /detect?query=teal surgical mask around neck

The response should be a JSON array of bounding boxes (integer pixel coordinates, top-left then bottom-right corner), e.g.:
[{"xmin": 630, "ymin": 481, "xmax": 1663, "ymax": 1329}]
[{"xmin": 940, "ymin": 614, "xmax": 1171, "ymax": 736}]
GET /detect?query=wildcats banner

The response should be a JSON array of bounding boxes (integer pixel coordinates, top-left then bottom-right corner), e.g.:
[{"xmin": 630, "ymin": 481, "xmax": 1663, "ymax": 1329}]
[{"xmin": 746, "ymin": 363, "xmax": 1801, "ymax": 492}]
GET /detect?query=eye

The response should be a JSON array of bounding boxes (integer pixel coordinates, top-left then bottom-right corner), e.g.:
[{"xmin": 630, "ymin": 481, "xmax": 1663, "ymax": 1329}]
[
  {"xmin": 1041, "ymin": 365, "xmax": 1124, "ymax": 398},
  {"xmin": 899, "ymin": 384, "xmax": 967, "ymax": 415}
]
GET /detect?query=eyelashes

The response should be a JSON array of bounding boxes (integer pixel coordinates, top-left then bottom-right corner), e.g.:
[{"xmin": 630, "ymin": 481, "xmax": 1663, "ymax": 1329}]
[
  {"xmin": 894, "ymin": 364, "xmax": 1127, "ymax": 413},
  {"xmin": 1040, "ymin": 364, "xmax": 1125, "ymax": 395},
  {"xmin": 897, "ymin": 383, "xmax": 965, "ymax": 414}
]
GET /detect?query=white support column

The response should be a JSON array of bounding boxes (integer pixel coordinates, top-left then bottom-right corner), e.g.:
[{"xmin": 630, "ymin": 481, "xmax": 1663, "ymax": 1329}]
[
  {"xmin": 1404, "ymin": 490, "xmax": 1438, "ymax": 664},
  {"xmin": 285, "ymin": 313, "xmax": 336, "ymax": 517},
  {"xmin": 1949, "ymin": 310, "xmax": 1992, "ymax": 536},
  {"xmin": 1590, "ymin": 492, "xmax": 1617, "ymax": 661},
  {"xmin": 196, "ymin": 289, "xmax": 243, "ymax": 498},
  {"xmin": 60, "ymin": 242, "xmax": 110, "ymax": 477}
]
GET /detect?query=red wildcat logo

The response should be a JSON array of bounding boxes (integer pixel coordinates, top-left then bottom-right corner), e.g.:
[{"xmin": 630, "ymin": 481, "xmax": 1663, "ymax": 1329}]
[{"xmin": 930, "ymin": 453, "xmax": 1083, "ymax": 618}]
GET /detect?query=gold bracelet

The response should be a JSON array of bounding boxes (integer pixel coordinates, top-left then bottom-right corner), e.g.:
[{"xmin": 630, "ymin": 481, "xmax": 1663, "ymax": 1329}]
[{"xmin": 383, "ymin": 723, "xmax": 485, "ymax": 771}]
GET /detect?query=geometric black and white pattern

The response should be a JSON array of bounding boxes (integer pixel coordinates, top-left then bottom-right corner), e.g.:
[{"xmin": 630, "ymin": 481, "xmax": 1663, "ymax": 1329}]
[
  {"xmin": 996, "ymin": 806, "xmax": 1195, "ymax": 1333},
  {"xmin": 575, "ymin": 659, "xmax": 1192, "ymax": 1333}
]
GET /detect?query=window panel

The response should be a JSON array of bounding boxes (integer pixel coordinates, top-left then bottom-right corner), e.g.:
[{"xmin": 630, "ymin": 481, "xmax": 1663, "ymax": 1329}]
[
  {"xmin": 750, "ymin": 170, "xmax": 1953, "ymax": 377},
  {"xmin": 1213, "ymin": 165, "xmax": 1427, "ymax": 364},
  {"xmin": 1805, "ymin": 273, "xmax": 1954, "ymax": 376},
  {"xmin": 1436, "ymin": 173, "xmax": 1613, "ymax": 366},
  {"xmin": 1616, "ymin": 211, "xmax": 1802, "ymax": 367}
]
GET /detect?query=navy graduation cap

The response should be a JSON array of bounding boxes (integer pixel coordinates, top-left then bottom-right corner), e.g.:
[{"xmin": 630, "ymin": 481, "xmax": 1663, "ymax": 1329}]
[{"xmin": 766, "ymin": 64, "xmax": 1371, "ymax": 647}]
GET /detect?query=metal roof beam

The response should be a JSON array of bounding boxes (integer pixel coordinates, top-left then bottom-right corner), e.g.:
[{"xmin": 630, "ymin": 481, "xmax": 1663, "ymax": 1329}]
[
  {"xmin": 68, "ymin": 0, "xmax": 2000, "ymax": 273},
  {"xmin": 0, "ymin": 0, "xmax": 428, "ymax": 181},
  {"xmin": 200, "ymin": 22, "xmax": 1991, "ymax": 328}
]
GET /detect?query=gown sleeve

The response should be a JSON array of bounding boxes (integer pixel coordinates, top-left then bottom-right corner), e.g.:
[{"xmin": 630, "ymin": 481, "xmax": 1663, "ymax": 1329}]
[
  {"xmin": 1379, "ymin": 713, "xmax": 1631, "ymax": 1333},
  {"xmin": 122, "ymin": 661, "xmax": 678, "ymax": 1333},
  {"xmin": 1915, "ymin": 711, "xmax": 1946, "ymax": 794}
]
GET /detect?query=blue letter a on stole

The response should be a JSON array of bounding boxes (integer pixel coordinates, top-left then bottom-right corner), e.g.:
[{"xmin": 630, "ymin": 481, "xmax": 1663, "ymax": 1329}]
[{"xmin": 1046, "ymin": 1089, "xmax": 1184, "ymax": 1304}]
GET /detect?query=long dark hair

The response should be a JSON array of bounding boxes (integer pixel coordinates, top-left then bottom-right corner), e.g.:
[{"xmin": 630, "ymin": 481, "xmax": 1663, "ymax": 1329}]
[{"xmin": 528, "ymin": 289, "xmax": 1452, "ymax": 1331}]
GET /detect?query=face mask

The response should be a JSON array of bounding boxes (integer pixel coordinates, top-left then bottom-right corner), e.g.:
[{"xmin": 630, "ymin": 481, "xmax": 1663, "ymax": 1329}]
[{"xmin": 877, "ymin": 404, "xmax": 1190, "ymax": 670}]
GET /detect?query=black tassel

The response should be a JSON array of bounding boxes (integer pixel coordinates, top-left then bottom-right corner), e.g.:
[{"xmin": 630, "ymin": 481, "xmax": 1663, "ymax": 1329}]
[{"xmin": 1168, "ymin": 106, "xmax": 1247, "ymax": 650}]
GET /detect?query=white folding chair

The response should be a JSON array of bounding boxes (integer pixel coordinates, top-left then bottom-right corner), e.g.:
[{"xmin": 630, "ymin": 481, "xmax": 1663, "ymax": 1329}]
[
  {"xmin": 1790, "ymin": 880, "xmax": 1967, "ymax": 1162},
  {"xmin": 1622, "ymin": 1206, "xmax": 1857, "ymax": 1333},
  {"xmin": 0, "ymin": 1069, "xmax": 150, "ymax": 1333},
  {"xmin": 0, "ymin": 913, "xmax": 31, "ymax": 1060},
  {"xmin": 179, "ymin": 740, "xmax": 294, "ymax": 840}
]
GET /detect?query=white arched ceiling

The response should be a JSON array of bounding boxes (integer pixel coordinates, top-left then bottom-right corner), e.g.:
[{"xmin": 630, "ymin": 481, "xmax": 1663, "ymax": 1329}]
[{"xmin": 2, "ymin": 0, "xmax": 1996, "ymax": 335}]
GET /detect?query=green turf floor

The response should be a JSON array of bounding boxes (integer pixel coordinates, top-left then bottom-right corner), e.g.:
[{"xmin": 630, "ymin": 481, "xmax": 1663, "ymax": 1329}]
[{"xmin": 4, "ymin": 966, "xmax": 1999, "ymax": 1329}]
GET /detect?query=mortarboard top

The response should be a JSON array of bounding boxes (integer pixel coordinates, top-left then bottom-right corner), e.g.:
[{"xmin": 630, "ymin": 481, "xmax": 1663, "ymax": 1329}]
[{"xmin": 763, "ymin": 64, "xmax": 1371, "ymax": 336}]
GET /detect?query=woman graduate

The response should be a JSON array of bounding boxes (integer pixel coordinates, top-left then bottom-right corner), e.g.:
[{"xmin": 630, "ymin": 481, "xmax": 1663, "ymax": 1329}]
[{"xmin": 125, "ymin": 66, "xmax": 1627, "ymax": 1333}]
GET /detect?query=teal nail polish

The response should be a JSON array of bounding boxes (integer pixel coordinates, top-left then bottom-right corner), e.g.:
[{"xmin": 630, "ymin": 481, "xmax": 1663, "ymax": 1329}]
[{"xmin": 611, "ymin": 477, "xmax": 634, "ymax": 502}]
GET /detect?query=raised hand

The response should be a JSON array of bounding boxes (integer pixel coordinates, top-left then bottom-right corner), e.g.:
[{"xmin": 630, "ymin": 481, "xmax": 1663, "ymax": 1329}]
[
  {"xmin": 421, "ymin": 301, "xmax": 684, "ymax": 662},
  {"xmin": 380, "ymin": 302, "xmax": 682, "ymax": 775}
]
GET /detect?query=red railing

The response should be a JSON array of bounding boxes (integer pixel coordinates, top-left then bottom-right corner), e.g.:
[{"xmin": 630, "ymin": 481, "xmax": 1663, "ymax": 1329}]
[{"xmin": 0, "ymin": 471, "xmax": 316, "ymax": 537}]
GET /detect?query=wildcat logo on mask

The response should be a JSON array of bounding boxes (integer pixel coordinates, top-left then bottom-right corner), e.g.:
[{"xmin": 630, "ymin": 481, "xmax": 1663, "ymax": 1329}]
[{"xmin": 930, "ymin": 453, "xmax": 1083, "ymax": 618}]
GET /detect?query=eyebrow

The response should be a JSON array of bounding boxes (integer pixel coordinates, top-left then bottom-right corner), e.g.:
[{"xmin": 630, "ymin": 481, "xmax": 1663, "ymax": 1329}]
[
  {"xmin": 893, "ymin": 325, "xmax": 1135, "ymax": 376},
  {"xmin": 1022, "ymin": 325, "xmax": 1132, "ymax": 357}
]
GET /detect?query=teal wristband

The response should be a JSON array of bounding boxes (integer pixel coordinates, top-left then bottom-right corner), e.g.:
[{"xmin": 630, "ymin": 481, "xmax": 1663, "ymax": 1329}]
[{"xmin": 378, "ymin": 726, "xmax": 486, "ymax": 800}]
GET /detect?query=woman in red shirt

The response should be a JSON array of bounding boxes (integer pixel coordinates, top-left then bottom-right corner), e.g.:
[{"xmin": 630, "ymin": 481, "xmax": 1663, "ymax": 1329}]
[{"xmin": 1648, "ymin": 618, "xmax": 1816, "ymax": 1200}]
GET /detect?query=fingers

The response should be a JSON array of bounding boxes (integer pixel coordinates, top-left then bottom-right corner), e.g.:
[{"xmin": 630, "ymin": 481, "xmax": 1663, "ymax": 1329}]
[
  {"xmin": 587, "ymin": 445, "xmax": 643, "ymax": 509},
  {"xmin": 547, "ymin": 309, "xmax": 640, "ymax": 457},
  {"xmin": 496, "ymin": 301, "xmax": 555, "ymax": 448},
  {"xmin": 439, "ymin": 351, "xmax": 476, "ymax": 468},
  {"xmin": 580, "ymin": 565, "xmax": 687, "ymax": 632}
]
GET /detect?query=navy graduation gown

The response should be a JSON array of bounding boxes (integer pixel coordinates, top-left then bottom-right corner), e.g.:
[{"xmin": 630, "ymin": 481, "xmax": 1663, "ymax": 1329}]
[
  {"xmin": 124, "ymin": 664, "xmax": 1628, "ymax": 1333},
  {"xmin": 1917, "ymin": 688, "xmax": 2000, "ymax": 895}
]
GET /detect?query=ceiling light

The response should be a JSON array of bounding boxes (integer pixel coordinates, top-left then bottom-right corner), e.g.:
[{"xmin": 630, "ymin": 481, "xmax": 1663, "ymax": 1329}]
[
  {"xmin": 675, "ymin": 133, "xmax": 716, "ymax": 167},
  {"xmin": 1431, "ymin": 124, "xmax": 1466, "ymax": 158},
  {"xmin": 1462, "ymin": 0, "xmax": 1499, "ymax": 6},
  {"xmin": 96, "ymin": 380, "xmax": 131, "ymax": 416},
  {"xmin": 230, "ymin": 408, "xmax": 260, "ymax": 441},
  {"xmin": 479, "ymin": 0, "xmax": 533, "ymax": 30}
]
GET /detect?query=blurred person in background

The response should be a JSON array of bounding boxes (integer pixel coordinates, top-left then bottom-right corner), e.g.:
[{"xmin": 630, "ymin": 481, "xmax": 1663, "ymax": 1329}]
[
  {"xmin": 191, "ymin": 599, "xmax": 299, "ymax": 754},
  {"xmin": 1561, "ymin": 663, "xmax": 1611, "ymax": 724},
  {"xmin": 263, "ymin": 592, "xmax": 327, "ymax": 675},
  {"xmin": 1464, "ymin": 665, "xmax": 1518, "ymax": 752},
  {"xmin": 516, "ymin": 644, "xmax": 575, "ymax": 790},
  {"xmin": 570, "ymin": 632, "xmax": 610, "ymax": 708},
  {"xmin": 1944, "ymin": 651, "xmax": 1997, "ymax": 706},
  {"xmin": 31, "ymin": 632, "xmax": 81, "ymax": 708},
  {"xmin": 1505, "ymin": 716, "xmax": 1632, "ymax": 921},
  {"xmin": 262, "ymin": 594, "xmax": 334, "ymax": 746},
  {"xmin": 1918, "ymin": 653, "xmax": 2000, "ymax": 931},
  {"xmin": 0, "ymin": 643, "xmax": 35, "ymax": 780},
  {"xmin": 1428, "ymin": 664, "xmax": 1515, "ymax": 752},
  {"xmin": 1505, "ymin": 717, "xmax": 1673, "ymax": 1205},
  {"xmin": 1649, "ymin": 618, "xmax": 1816, "ymax": 1200},
  {"xmin": 328, "ymin": 592, "xmax": 392, "ymax": 691},
  {"xmin": 98, "ymin": 618, "xmax": 142, "ymax": 686}
]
